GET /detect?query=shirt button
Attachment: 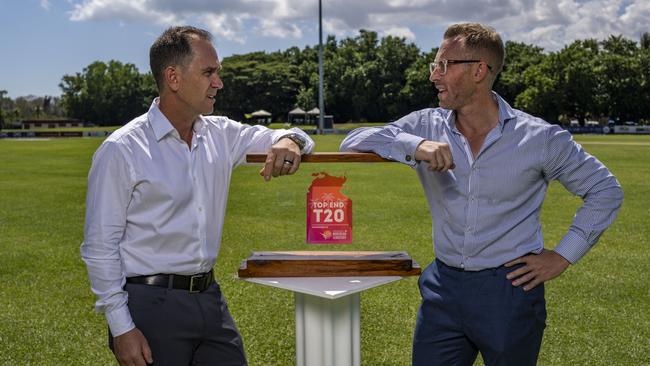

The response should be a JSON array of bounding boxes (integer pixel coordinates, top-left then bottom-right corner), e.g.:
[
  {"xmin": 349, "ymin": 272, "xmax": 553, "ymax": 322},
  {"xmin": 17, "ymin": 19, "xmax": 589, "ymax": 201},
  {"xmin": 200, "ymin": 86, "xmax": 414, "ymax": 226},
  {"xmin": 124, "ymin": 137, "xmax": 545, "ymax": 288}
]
[
  {"xmin": 405, "ymin": 155, "xmax": 412, "ymax": 162},
  {"xmin": 198, "ymin": 207, "xmax": 203, "ymax": 212}
]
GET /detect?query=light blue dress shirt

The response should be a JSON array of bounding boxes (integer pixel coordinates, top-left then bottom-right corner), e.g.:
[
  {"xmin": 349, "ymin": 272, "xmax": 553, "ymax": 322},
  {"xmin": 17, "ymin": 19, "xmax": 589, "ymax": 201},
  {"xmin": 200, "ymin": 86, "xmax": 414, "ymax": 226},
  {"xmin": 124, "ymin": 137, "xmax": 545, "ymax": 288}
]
[{"xmin": 340, "ymin": 92, "xmax": 623, "ymax": 270}]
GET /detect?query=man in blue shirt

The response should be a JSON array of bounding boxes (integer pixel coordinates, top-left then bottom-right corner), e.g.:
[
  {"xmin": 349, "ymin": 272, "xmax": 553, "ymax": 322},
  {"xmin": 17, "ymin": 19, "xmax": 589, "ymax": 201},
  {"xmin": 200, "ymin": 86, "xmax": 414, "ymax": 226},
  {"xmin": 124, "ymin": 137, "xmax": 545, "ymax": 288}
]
[{"xmin": 340, "ymin": 23, "xmax": 622, "ymax": 365}]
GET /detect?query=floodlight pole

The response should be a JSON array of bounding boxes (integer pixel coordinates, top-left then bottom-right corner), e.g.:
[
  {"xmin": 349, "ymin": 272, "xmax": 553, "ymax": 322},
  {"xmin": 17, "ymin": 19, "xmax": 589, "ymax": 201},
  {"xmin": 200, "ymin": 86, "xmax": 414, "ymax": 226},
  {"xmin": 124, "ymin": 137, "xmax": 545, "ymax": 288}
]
[{"xmin": 317, "ymin": 0, "xmax": 325, "ymax": 134}]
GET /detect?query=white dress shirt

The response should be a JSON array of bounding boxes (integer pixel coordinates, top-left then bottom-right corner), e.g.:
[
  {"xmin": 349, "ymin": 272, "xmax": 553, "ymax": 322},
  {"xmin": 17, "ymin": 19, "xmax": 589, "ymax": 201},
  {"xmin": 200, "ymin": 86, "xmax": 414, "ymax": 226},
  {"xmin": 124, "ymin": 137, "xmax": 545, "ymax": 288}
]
[{"xmin": 81, "ymin": 99, "xmax": 314, "ymax": 336}]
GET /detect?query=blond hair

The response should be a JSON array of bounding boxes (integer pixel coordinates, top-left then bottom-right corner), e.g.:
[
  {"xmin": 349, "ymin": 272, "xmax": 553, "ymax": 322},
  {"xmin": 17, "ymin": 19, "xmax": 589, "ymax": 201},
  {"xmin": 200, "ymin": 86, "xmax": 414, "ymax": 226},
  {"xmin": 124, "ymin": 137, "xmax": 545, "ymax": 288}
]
[{"xmin": 444, "ymin": 23, "xmax": 505, "ymax": 78}]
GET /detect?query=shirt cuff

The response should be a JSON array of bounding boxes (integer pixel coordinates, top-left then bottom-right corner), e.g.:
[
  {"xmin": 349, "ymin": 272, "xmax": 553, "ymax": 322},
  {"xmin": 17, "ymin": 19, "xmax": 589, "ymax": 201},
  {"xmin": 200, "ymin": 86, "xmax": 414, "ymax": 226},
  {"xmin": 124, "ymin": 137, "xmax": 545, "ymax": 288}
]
[
  {"xmin": 273, "ymin": 129, "xmax": 314, "ymax": 154},
  {"xmin": 553, "ymin": 229, "xmax": 592, "ymax": 264},
  {"xmin": 105, "ymin": 304, "xmax": 135, "ymax": 337},
  {"xmin": 389, "ymin": 133, "xmax": 425, "ymax": 167}
]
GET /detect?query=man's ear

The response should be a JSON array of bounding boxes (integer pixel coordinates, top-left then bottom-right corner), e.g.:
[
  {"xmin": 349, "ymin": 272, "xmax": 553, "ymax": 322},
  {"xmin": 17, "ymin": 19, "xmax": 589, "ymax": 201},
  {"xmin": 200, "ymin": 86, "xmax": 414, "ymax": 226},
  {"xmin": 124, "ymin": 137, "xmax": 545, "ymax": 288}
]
[
  {"xmin": 165, "ymin": 66, "xmax": 181, "ymax": 92},
  {"xmin": 473, "ymin": 62, "xmax": 490, "ymax": 83}
]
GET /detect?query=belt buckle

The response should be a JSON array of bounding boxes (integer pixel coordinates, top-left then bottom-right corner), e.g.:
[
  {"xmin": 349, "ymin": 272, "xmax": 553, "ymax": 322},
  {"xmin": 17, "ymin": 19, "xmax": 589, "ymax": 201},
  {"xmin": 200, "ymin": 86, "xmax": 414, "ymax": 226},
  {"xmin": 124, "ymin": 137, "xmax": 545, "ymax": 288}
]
[{"xmin": 189, "ymin": 274, "xmax": 203, "ymax": 293}]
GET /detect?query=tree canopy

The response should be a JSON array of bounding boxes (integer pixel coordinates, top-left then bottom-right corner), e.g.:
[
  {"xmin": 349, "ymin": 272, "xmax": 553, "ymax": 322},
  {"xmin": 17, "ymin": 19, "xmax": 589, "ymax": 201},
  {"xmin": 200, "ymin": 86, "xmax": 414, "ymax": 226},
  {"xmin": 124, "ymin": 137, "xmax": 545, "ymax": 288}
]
[
  {"xmin": 59, "ymin": 61, "xmax": 157, "ymax": 125},
  {"xmin": 55, "ymin": 31, "xmax": 650, "ymax": 125}
]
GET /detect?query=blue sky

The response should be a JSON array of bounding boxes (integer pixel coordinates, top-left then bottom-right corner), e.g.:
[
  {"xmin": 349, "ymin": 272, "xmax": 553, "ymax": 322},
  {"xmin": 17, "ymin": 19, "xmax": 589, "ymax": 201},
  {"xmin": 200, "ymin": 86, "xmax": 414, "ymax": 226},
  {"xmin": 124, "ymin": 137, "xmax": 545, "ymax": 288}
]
[{"xmin": 1, "ymin": 0, "xmax": 649, "ymax": 98}]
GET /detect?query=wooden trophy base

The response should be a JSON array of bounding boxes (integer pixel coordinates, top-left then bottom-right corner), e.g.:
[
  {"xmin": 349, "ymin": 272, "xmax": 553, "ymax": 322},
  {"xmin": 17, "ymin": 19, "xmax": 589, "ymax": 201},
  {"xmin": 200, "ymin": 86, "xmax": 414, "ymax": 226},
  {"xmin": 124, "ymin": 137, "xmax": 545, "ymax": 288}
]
[{"xmin": 237, "ymin": 251, "xmax": 421, "ymax": 278}]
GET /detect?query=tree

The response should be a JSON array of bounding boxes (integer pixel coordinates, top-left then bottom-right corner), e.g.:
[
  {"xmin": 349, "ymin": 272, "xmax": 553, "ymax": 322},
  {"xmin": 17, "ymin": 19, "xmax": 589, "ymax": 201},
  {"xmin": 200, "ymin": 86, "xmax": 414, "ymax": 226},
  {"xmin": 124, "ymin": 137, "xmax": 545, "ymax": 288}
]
[
  {"xmin": 376, "ymin": 35, "xmax": 421, "ymax": 120},
  {"xmin": 518, "ymin": 40, "xmax": 601, "ymax": 124},
  {"xmin": 399, "ymin": 47, "xmax": 438, "ymax": 115},
  {"xmin": 494, "ymin": 41, "xmax": 545, "ymax": 105},
  {"xmin": 641, "ymin": 32, "xmax": 650, "ymax": 50},
  {"xmin": 558, "ymin": 40, "xmax": 602, "ymax": 122},
  {"xmin": 597, "ymin": 37, "xmax": 642, "ymax": 121},
  {"xmin": 637, "ymin": 44, "xmax": 650, "ymax": 123},
  {"xmin": 601, "ymin": 35, "xmax": 637, "ymax": 56},
  {"xmin": 0, "ymin": 90, "xmax": 6, "ymax": 131},
  {"xmin": 54, "ymin": 32, "xmax": 648, "ymax": 126},
  {"xmin": 0, "ymin": 90, "xmax": 7, "ymax": 110},
  {"xmin": 59, "ymin": 60, "xmax": 155, "ymax": 125},
  {"xmin": 516, "ymin": 52, "xmax": 563, "ymax": 123},
  {"xmin": 216, "ymin": 52, "xmax": 302, "ymax": 121}
]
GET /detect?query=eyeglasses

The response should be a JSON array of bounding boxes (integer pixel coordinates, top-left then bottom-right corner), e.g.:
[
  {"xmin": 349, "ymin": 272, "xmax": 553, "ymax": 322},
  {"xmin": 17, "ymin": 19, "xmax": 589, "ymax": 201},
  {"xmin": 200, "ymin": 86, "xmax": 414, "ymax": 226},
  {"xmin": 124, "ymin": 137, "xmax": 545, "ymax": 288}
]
[{"xmin": 429, "ymin": 59, "xmax": 493, "ymax": 76}]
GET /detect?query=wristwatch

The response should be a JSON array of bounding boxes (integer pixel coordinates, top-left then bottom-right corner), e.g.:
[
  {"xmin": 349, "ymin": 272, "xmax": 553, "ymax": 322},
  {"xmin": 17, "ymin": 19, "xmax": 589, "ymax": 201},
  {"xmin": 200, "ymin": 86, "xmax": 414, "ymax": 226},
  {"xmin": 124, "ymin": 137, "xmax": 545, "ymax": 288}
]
[{"xmin": 280, "ymin": 133, "xmax": 307, "ymax": 152}]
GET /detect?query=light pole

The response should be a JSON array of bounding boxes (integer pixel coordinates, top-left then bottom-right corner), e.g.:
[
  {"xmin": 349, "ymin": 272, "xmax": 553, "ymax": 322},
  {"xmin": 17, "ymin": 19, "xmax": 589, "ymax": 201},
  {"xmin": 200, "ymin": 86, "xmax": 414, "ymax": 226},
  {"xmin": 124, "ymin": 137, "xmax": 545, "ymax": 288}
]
[{"xmin": 317, "ymin": 0, "xmax": 325, "ymax": 134}]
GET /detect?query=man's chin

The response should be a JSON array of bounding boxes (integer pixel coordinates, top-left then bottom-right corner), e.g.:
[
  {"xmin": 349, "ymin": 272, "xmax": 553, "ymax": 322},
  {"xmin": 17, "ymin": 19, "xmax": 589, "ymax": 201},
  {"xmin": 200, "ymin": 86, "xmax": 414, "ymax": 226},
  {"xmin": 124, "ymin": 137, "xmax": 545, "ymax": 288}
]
[{"xmin": 203, "ymin": 103, "xmax": 215, "ymax": 115}]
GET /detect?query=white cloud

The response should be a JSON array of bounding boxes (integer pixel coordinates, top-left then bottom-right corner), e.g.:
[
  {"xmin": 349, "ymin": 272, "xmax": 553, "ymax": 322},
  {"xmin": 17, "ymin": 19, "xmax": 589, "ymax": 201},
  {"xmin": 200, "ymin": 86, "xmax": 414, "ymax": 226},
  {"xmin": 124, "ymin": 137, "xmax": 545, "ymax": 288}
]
[
  {"xmin": 199, "ymin": 13, "xmax": 247, "ymax": 43},
  {"xmin": 69, "ymin": 0, "xmax": 179, "ymax": 25},
  {"xmin": 323, "ymin": 18, "xmax": 351, "ymax": 38},
  {"xmin": 40, "ymin": 0, "xmax": 51, "ymax": 10},
  {"xmin": 66, "ymin": 0, "xmax": 650, "ymax": 51},
  {"xmin": 381, "ymin": 27, "xmax": 416, "ymax": 41},
  {"xmin": 255, "ymin": 18, "xmax": 303, "ymax": 39}
]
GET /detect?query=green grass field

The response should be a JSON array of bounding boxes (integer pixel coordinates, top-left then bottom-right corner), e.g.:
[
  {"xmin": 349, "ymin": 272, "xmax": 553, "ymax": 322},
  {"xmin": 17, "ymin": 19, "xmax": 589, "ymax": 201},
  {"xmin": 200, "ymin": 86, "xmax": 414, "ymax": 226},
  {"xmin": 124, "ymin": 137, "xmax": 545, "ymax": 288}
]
[
  {"xmin": 0, "ymin": 134, "xmax": 648, "ymax": 365},
  {"xmin": 1, "ymin": 122, "xmax": 384, "ymax": 133}
]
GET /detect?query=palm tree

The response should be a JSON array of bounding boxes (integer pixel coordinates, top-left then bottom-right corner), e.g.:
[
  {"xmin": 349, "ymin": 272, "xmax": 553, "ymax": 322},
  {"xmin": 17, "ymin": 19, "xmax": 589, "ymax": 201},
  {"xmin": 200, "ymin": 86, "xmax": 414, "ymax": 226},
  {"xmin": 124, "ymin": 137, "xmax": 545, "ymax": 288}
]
[{"xmin": 641, "ymin": 32, "xmax": 650, "ymax": 50}]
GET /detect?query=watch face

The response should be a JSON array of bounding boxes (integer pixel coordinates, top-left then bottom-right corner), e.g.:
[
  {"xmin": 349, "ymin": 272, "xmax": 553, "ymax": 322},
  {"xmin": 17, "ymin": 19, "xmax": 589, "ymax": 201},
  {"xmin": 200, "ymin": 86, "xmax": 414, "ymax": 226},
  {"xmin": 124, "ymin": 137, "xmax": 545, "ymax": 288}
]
[{"xmin": 290, "ymin": 133, "xmax": 306, "ymax": 149}]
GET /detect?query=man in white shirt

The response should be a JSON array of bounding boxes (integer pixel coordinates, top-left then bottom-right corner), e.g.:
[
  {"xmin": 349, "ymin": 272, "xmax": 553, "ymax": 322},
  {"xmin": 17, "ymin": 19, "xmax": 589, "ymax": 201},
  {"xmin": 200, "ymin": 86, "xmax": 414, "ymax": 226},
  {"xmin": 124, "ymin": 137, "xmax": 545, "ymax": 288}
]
[{"xmin": 81, "ymin": 26, "xmax": 314, "ymax": 366}]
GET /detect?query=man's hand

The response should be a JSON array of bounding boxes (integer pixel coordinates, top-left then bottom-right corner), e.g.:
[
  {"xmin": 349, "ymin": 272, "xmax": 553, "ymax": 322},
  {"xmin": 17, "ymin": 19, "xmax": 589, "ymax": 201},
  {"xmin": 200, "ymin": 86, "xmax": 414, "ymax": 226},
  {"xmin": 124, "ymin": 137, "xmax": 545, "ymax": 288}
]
[
  {"xmin": 415, "ymin": 140, "xmax": 455, "ymax": 172},
  {"xmin": 505, "ymin": 249, "xmax": 571, "ymax": 291},
  {"xmin": 259, "ymin": 137, "xmax": 302, "ymax": 181},
  {"xmin": 113, "ymin": 328, "xmax": 153, "ymax": 366}
]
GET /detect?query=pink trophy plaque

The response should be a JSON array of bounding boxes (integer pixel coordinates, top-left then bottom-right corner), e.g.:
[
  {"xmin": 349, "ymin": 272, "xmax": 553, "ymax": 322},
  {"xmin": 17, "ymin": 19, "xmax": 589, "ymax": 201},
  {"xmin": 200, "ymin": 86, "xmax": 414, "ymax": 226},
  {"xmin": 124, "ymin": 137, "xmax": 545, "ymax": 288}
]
[{"xmin": 306, "ymin": 172, "xmax": 352, "ymax": 244}]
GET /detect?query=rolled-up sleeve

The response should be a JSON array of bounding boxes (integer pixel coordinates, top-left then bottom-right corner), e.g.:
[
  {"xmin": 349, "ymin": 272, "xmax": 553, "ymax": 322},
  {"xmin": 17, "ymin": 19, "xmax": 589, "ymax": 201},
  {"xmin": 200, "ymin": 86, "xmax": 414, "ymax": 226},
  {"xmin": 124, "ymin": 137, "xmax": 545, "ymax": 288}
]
[
  {"xmin": 340, "ymin": 111, "xmax": 426, "ymax": 167},
  {"xmin": 225, "ymin": 119, "xmax": 314, "ymax": 167},
  {"xmin": 80, "ymin": 141, "xmax": 135, "ymax": 337},
  {"xmin": 542, "ymin": 126, "xmax": 624, "ymax": 263}
]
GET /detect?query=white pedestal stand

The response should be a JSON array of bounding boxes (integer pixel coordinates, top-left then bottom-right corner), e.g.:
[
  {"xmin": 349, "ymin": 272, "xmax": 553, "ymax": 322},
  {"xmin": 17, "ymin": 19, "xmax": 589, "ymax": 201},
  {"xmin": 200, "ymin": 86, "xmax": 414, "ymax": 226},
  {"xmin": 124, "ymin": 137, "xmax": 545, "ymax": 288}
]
[{"xmin": 243, "ymin": 276, "xmax": 403, "ymax": 366}]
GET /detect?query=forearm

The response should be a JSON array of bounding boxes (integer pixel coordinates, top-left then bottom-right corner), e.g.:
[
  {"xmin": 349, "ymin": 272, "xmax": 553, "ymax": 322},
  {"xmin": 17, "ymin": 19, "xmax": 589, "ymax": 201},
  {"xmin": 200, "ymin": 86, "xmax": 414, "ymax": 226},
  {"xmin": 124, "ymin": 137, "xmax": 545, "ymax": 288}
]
[
  {"xmin": 340, "ymin": 125, "xmax": 424, "ymax": 165},
  {"xmin": 554, "ymin": 184, "xmax": 623, "ymax": 263},
  {"xmin": 543, "ymin": 127, "xmax": 624, "ymax": 263},
  {"xmin": 231, "ymin": 123, "xmax": 314, "ymax": 166},
  {"xmin": 81, "ymin": 244, "xmax": 134, "ymax": 336}
]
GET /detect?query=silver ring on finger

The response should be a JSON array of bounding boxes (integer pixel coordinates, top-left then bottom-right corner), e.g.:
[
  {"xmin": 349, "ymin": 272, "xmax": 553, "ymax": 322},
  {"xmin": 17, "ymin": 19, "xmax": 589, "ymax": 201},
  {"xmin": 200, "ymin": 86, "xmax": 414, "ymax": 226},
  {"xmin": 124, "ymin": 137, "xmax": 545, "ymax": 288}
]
[{"xmin": 283, "ymin": 159, "xmax": 294, "ymax": 165}]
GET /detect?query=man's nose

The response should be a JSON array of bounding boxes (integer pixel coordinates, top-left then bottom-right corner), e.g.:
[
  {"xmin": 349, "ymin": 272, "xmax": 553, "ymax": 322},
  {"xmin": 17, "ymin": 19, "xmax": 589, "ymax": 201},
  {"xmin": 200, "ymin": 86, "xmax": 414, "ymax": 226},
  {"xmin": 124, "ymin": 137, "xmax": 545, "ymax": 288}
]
[
  {"xmin": 212, "ymin": 74, "xmax": 223, "ymax": 89},
  {"xmin": 429, "ymin": 70, "xmax": 439, "ymax": 83}
]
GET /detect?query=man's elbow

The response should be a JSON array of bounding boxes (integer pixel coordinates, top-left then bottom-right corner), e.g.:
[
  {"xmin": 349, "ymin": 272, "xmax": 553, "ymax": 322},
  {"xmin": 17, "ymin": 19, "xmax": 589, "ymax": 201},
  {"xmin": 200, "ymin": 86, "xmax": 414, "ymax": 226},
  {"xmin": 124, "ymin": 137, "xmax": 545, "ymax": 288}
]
[
  {"xmin": 593, "ymin": 183, "xmax": 624, "ymax": 211},
  {"xmin": 611, "ymin": 184, "xmax": 624, "ymax": 208},
  {"xmin": 339, "ymin": 138, "xmax": 354, "ymax": 152}
]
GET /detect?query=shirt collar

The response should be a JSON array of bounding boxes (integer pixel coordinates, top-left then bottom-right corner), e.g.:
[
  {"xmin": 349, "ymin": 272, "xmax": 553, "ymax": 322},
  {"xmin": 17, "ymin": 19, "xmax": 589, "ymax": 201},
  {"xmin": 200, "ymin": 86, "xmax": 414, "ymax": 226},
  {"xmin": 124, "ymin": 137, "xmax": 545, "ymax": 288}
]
[
  {"xmin": 492, "ymin": 91, "xmax": 517, "ymax": 130},
  {"xmin": 444, "ymin": 91, "xmax": 517, "ymax": 133},
  {"xmin": 147, "ymin": 98, "xmax": 208, "ymax": 142},
  {"xmin": 147, "ymin": 98, "xmax": 176, "ymax": 142}
]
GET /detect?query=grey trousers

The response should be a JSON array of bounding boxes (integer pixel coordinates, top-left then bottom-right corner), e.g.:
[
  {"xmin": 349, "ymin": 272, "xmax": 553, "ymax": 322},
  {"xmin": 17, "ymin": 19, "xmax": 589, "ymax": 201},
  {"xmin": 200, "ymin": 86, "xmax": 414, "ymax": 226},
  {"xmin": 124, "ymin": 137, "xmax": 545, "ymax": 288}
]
[{"xmin": 109, "ymin": 282, "xmax": 247, "ymax": 366}]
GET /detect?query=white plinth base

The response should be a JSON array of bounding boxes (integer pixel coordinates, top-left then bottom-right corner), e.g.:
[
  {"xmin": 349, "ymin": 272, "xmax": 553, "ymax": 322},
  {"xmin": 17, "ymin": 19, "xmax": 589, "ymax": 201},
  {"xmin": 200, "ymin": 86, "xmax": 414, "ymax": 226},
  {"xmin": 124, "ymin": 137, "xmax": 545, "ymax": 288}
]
[
  {"xmin": 241, "ymin": 276, "xmax": 403, "ymax": 366},
  {"xmin": 295, "ymin": 292, "xmax": 360, "ymax": 366}
]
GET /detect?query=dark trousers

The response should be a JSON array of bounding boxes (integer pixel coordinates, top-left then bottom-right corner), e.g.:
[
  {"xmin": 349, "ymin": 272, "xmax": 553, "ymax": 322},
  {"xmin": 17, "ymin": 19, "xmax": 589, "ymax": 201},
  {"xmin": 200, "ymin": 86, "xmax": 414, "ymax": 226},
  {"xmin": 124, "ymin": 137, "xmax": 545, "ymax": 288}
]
[
  {"xmin": 109, "ymin": 282, "xmax": 247, "ymax": 366},
  {"xmin": 413, "ymin": 259, "xmax": 546, "ymax": 366}
]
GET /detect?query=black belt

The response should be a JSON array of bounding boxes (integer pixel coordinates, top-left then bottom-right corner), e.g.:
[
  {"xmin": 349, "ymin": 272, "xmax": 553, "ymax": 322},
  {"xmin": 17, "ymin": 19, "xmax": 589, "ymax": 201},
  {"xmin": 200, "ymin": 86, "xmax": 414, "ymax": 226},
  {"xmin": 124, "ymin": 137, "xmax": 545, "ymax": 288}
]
[{"xmin": 126, "ymin": 270, "xmax": 214, "ymax": 293}]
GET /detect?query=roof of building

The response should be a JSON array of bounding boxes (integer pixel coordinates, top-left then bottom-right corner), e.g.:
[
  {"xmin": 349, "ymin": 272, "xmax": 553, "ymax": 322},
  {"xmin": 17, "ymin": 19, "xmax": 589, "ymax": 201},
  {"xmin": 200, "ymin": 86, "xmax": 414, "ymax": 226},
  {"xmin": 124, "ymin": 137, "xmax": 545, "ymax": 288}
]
[
  {"xmin": 288, "ymin": 107, "xmax": 306, "ymax": 115},
  {"xmin": 251, "ymin": 110, "xmax": 272, "ymax": 117}
]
